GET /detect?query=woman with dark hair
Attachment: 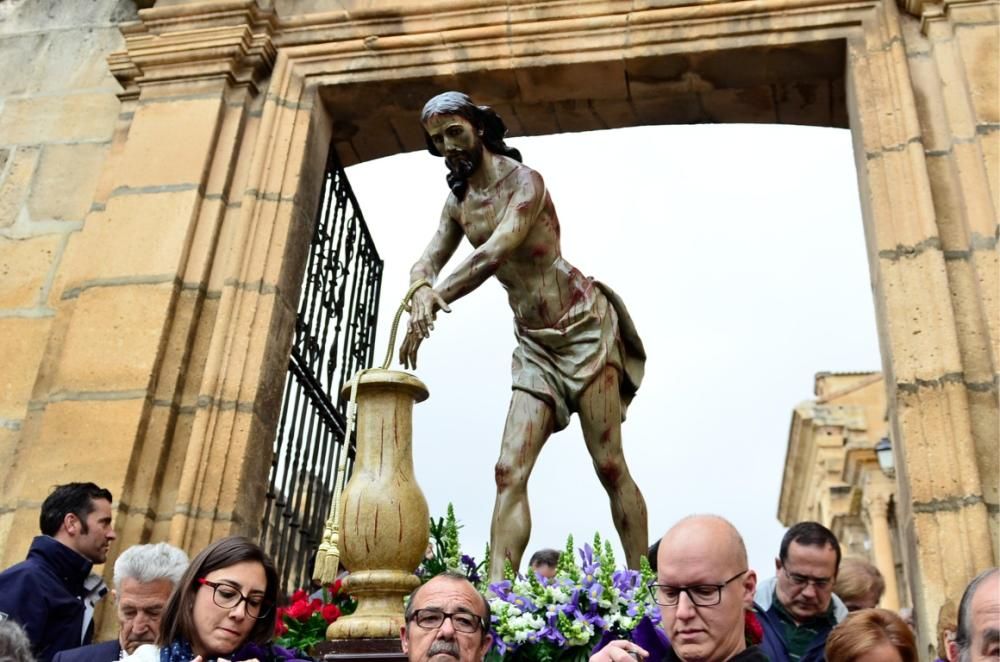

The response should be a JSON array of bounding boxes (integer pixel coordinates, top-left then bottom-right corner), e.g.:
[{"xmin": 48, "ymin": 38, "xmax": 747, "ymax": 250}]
[
  {"xmin": 825, "ymin": 608, "xmax": 917, "ymax": 662},
  {"xmin": 131, "ymin": 536, "xmax": 284, "ymax": 662}
]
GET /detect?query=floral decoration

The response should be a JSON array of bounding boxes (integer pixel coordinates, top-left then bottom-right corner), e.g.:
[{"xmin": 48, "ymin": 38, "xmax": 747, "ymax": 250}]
[
  {"xmin": 485, "ymin": 533, "xmax": 660, "ymax": 662},
  {"xmin": 274, "ymin": 579, "xmax": 355, "ymax": 655}
]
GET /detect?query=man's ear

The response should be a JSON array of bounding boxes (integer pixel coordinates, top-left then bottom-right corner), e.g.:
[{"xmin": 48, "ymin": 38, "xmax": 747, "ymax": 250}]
[
  {"xmin": 946, "ymin": 639, "xmax": 959, "ymax": 662},
  {"xmin": 62, "ymin": 512, "xmax": 80, "ymax": 536},
  {"xmin": 743, "ymin": 570, "xmax": 758, "ymax": 608},
  {"xmin": 774, "ymin": 557, "xmax": 782, "ymax": 573},
  {"xmin": 111, "ymin": 589, "xmax": 118, "ymax": 603},
  {"xmin": 478, "ymin": 632, "xmax": 493, "ymax": 660},
  {"xmin": 399, "ymin": 625, "xmax": 409, "ymax": 654}
]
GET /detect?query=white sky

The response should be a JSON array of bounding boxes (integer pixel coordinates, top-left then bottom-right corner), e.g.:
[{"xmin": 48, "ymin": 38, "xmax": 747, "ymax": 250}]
[{"xmin": 345, "ymin": 123, "xmax": 881, "ymax": 579}]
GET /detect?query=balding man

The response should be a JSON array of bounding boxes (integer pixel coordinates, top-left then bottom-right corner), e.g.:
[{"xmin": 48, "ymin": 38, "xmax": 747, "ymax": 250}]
[
  {"xmin": 947, "ymin": 567, "xmax": 999, "ymax": 662},
  {"xmin": 593, "ymin": 515, "xmax": 767, "ymax": 662},
  {"xmin": 401, "ymin": 571, "xmax": 493, "ymax": 662}
]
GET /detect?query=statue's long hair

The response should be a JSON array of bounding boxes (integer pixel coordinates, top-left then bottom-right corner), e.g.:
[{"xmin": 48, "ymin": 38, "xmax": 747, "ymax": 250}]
[{"xmin": 421, "ymin": 92, "xmax": 522, "ymax": 200}]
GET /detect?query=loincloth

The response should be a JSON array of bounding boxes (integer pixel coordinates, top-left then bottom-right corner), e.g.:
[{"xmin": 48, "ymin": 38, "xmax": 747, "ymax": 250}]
[{"xmin": 510, "ymin": 280, "xmax": 646, "ymax": 432}]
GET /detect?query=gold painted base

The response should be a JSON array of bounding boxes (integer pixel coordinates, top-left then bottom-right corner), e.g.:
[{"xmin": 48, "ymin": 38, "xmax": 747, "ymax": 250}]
[{"xmin": 327, "ymin": 570, "xmax": 421, "ymax": 639}]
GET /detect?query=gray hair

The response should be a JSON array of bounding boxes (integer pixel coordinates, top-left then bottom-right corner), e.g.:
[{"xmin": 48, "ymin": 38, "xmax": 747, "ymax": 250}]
[
  {"xmin": 955, "ymin": 567, "xmax": 999, "ymax": 662},
  {"xmin": 0, "ymin": 620, "xmax": 34, "ymax": 662},
  {"xmin": 113, "ymin": 542, "xmax": 189, "ymax": 592}
]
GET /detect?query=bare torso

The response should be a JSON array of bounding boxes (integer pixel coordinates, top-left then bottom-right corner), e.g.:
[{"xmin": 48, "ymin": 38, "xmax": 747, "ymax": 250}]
[{"xmin": 448, "ymin": 158, "xmax": 590, "ymax": 329}]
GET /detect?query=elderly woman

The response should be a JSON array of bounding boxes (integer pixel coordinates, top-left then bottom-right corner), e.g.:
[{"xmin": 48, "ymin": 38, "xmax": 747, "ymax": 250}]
[
  {"xmin": 825, "ymin": 608, "xmax": 917, "ymax": 662},
  {"xmin": 131, "ymin": 536, "xmax": 281, "ymax": 662}
]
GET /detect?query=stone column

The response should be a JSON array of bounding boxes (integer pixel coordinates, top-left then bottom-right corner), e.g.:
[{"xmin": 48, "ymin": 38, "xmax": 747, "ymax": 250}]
[{"xmin": 864, "ymin": 493, "xmax": 901, "ymax": 611}]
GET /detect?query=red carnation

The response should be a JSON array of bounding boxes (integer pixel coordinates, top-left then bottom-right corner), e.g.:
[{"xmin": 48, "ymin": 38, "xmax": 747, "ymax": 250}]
[
  {"xmin": 286, "ymin": 599, "xmax": 313, "ymax": 622},
  {"xmin": 290, "ymin": 588, "xmax": 308, "ymax": 603},
  {"xmin": 321, "ymin": 603, "xmax": 341, "ymax": 624}
]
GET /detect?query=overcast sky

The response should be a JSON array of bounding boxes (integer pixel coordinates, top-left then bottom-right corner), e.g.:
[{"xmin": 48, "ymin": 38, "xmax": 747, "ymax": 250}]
[{"xmin": 345, "ymin": 123, "xmax": 881, "ymax": 579}]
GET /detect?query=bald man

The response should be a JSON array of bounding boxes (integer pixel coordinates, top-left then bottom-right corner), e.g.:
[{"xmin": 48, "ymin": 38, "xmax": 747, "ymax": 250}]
[{"xmin": 593, "ymin": 515, "xmax": 767, "ymax": 662}]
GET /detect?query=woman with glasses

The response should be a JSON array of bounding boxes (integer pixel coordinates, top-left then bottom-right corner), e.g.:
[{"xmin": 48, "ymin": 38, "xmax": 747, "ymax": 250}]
[{"xmin": 131, "ymin": 536, "xmax": 280, "ymax": 662}]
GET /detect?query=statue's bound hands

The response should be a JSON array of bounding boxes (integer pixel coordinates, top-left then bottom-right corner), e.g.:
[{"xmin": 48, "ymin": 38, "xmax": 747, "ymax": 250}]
[{"xmin": 400, "ymin": 285, "xmax": 450, "ymax": 369}]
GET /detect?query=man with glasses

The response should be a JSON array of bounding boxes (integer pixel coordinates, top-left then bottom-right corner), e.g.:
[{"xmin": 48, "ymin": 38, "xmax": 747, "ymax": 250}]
[
  {"xmin": 592, "ymin": 515, "xmax": 768, "ymax": 661},
  {"xmin": 400, "ymin": 571, "xmax": 493, "ymax": 662},
  {"xmin": 754, "ymin": 521, "xmax": 848, "ymax": 662}
]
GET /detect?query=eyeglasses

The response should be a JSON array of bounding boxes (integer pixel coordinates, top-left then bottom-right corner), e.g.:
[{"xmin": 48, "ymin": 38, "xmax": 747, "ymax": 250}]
[
  {"xmin": 408, "ymin": 608, "xmax": 485, "ymax": 633},
  {"xmin": 781, "ymin": 566, "xmax": 833, "ymax": 590},
  {"xmin": 649, "ymin": 570, "xmax": 748, "ymax": 607},
  {"xmin": 198, "ymin": 578, "xmax": 273, "ymax": 619}
]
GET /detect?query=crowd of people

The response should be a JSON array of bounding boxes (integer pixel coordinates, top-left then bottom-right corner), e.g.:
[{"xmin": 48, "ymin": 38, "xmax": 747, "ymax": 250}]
[{"xmin": 0, "ymin": 482, "xmax": 996, "ymax": 662}]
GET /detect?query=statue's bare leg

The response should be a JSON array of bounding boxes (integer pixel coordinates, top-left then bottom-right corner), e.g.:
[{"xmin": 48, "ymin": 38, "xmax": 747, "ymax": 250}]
[
  {"xmin": 578, "ymin": 365, "xmax": 648, "ymax": 569},
  {"xmin": 488, "ymin": 390, "xmax": 554, "ymax": 582}
]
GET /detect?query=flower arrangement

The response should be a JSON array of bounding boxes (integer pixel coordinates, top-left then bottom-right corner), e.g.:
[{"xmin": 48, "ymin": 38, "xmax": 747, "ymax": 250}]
[
  {"xmin": 486, "ymin": 533, "xmax": 661, "ymax": 662},
  {"xmin": 274, "ymin": 579, "xmax": 356, "ymax": 654}
]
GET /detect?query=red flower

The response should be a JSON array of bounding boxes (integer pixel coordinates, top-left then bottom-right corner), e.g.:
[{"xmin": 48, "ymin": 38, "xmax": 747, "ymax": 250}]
[
  {"xmin": 286, "ymin": 599, "xmax": 314, "ymax": 622},
  {"xmin": 274, "ymin": 613, "xmax": 289, "ymax": 636},
  {"xmin": 290, "ymin": 589, "xmax": 308, "ymax": 603},
  {"xmin": 321, "ymin": 604, "xmax": 341, "ymax": 624},
  {"xmin": 329, "ymin": 579, "xmax": 343, "ymax": 597},
  {"xmin": 744, "ymin": 610, "xmax": 763, "ymax": 645}
]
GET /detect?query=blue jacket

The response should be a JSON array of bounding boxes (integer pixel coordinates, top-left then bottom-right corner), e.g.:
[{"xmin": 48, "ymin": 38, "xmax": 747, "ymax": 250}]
[
  {"xmin": 52, "ymin": 640, "xmax": 122, "ymax": 662},
  {"xmin": 753, "ymin": 576, "xmax": 846, "ymax": 662},
  {"xmin": 0, "ymin": 536, "xmax": 108, "ymax": 662}
]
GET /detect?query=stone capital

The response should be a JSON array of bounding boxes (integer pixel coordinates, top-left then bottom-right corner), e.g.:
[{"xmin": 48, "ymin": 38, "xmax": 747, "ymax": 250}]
[{"xmin": 109, "ymin": 0, "xmax": 277, "ymax": 99}]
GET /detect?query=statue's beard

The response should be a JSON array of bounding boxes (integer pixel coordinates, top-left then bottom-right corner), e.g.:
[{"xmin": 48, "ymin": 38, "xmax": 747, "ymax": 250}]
[{"xmin": 445, "ymin": 146, "xmax": 483, "ymax": 200}]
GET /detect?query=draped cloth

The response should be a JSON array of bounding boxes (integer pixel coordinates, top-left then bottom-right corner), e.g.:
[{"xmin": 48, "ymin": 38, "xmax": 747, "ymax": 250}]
[{"xmin": 511, "ymin": 279, "xmax": 646, "ymax": 432}]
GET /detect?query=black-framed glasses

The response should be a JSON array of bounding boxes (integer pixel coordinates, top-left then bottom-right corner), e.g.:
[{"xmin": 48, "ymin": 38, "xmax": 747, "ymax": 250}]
[
  {"xmin": 781, "ymin": 566, "xmax": 833, "ymax": 590},
  {"xmin": 198, "ymin": 578, "xmax": 273, "ymax": 619},
  {"xmin": 648, "ymin": 570, "xmax": 748, "ymax": 607},
  {"xmin": 408, "ymin": 608, "xmax": 485, "ymax": 633}
]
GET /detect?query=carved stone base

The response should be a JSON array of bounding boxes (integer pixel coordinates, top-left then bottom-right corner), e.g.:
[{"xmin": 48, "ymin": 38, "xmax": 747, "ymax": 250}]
[{"xmin": 315, "ymin": 638, "xmax": 406, "ymax": 662}]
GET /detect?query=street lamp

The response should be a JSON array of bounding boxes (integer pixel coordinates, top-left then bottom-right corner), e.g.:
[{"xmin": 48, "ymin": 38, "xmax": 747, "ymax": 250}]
[{"xmin": 875, "ymin": 437, "xmax": 895, "ymax": 476}]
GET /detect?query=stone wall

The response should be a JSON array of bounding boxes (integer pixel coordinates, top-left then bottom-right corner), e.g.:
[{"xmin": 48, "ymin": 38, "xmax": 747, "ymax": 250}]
[{"xmin": 0, "ymin": 0, "xmax": 135, "ymax": 553}]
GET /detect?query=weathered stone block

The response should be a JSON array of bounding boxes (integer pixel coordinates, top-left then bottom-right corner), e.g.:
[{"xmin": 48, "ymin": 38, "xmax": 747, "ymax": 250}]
[
  {"xmin": 0, "ymin": 146, "xmax": 39, "ymax": 229},
  {"xmin": 0, "ymin": 234, "xmax": 62, "ymax": 309},
  {"xmin": 956, "ymin": 24, "xmax": 999, "ymax": 126},
  {"xmin": 0, "ymin": 317, "xmax": 52, "ymax": 420},
  {"xmin": 27, "ymin": 143, "xmax": 110, "ymax": 222},
  {"xmin": 50, "ymin": 282, "xmax": 174, "ymax": 393},
  {"xmin": 61, "ymin": 189, "xmax": 200, "ymax": 285},
  {"xmin": 115, "ymin": 96, "xmax": 225, "ymax": 189},
  {"xmin": 0, "ymin": 94, "xmax": 119, "ymax": 145}
]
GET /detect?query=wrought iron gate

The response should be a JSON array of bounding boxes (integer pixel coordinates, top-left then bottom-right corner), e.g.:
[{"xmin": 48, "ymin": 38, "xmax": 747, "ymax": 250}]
[{"xmin": 260, "ymin": 143, "xmax": 383, "ymax": 591}]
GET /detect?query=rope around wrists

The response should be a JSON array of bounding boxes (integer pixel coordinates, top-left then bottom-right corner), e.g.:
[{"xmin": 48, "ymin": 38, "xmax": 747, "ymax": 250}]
[{"xmin": 380, "ymin": 278, "xmax": 431, "ymax": 370}]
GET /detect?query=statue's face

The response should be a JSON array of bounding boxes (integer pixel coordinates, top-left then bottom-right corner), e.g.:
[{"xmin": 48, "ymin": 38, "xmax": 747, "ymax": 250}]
[{"xmin": 424, "ymin": 114, "xmax": 483, "ymax": 179}]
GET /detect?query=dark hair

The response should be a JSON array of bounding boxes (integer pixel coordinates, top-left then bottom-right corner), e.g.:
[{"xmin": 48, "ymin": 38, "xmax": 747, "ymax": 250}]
[
  {"xmin": 825, "ymin": 608, "xmax": 917, "ymax": 662},
  {"xmin": 780, "ymin": 521, "xmax": 841, "ymax": 572},
  {"xmin": 404, "ymin": 570, "xmax": 490, "ymax": 629},
  {"xmin": 954, "ymin": 567, "xmax": 999, "ymax": 660},
  {"xmin": 420, "ymin": 92, "xmax": 523, "ymax": 201},
  {"xmin": 528, "ymin": 549, "xmax": 560, "ymax": 568},
  {"xmin": 157, "ymin": 536, "xmax": 278, "ymax": 652},
  {"xmin": 39, "ymin": 483, "xmax": 113, "ymax": 536}
]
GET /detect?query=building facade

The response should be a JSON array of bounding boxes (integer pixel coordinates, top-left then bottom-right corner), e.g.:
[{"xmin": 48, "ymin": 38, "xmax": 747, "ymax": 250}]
[{"xmin": 0, "ymin": 0, "xmax": 996, "ymax": 653}]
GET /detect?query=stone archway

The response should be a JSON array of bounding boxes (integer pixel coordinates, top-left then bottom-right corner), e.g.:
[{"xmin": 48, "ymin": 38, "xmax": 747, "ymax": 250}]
[{"xmin": 0, "ymin": 0, "xmax": 994, "ymax": 653}]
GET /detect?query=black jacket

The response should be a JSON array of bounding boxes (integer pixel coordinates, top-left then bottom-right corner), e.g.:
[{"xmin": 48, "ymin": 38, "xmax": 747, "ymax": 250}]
[
  {"xmin": 52, "ymin": 640, "xmax": 123, "ymax": 662},
  {"xmin": 0, "ymin": 536, "xmax": 108, "ymax": 662}
]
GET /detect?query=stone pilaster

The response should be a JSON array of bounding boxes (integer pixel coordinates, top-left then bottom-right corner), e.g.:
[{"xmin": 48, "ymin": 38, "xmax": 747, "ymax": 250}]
[{"xmin": 863, "ymin": 491, "xmax": 902, "ymax": 611}]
